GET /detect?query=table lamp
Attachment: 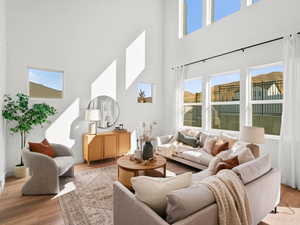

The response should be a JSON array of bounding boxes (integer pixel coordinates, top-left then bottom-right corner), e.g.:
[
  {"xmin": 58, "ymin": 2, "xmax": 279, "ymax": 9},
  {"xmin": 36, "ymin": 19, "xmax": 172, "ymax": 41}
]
[
  {"xmin": 240, "ymin": 126, "xmax": 265, "ymax": 157},
  {"xmin": 85, "ymin": 109, "xmax": 100, "ymax": 134}
]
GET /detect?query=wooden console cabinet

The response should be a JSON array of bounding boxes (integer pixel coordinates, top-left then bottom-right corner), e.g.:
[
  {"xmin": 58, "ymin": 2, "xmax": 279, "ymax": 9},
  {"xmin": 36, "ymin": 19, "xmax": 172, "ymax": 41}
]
[{"xmin": 83, "ymin": 131, "xmax": 131, "ymax": 164}]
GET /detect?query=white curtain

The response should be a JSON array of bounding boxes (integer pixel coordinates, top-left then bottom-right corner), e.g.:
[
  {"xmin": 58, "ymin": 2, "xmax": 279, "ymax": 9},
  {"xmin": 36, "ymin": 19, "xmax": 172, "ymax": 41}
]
[
  {"xmin": 175, "ymin": 66, "xmax": 186, "ymax": 131},
  {"xmin": 279, "ymin": 34, "xmax": 300, "ymax": 190}
]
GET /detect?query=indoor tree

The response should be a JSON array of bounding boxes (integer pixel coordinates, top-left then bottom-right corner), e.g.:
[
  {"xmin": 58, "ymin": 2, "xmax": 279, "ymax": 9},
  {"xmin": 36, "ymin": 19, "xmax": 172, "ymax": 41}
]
[{"xmin": 2, "ymin": 93, "xmax": 56, "ymax": 166}]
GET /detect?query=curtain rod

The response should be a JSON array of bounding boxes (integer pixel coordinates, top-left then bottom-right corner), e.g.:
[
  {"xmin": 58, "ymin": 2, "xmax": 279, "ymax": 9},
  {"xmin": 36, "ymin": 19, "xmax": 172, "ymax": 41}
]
[{"xmin": 171, "ymin": 32, "xmax": 300, "ymax": 70}]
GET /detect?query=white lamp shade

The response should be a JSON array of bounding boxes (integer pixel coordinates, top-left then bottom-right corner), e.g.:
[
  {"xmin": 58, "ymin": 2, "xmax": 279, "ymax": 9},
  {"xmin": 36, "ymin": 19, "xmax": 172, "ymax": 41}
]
[
  {"xmin": 85, "ymin": 109, "xmax": 100, "ymax": 121},
  {"xmin": 240, "ymin": 126, "xmax": 265, "ymax": 144}
]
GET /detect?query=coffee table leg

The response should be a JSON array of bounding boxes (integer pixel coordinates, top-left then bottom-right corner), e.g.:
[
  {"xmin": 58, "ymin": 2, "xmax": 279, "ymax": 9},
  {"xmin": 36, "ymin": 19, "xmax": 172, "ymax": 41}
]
[{"xmin": 163, "ymin": 164, "xmax": 166, "ymax": 177}]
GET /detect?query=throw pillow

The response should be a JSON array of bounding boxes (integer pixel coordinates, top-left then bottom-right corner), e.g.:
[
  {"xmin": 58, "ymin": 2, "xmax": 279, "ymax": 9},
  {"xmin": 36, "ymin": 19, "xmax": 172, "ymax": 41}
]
[
  {"xmin": 216, "ymin": 156, "xmax": 239, "ymax": 173},
  {"xmin": 238, "ymin": 147, "xmax": 255, "ymax": 164},
  {"xmin": 131, "ymin": 172, "xmax": 192, "ymax": 217},
  {"xmin": 177, "ymin": 132, "xmax": 199, "ymax": 148},
  {"xmin": 199, "ymin": 132, "xmax": 209, "ymax": 147},
  {"xmin": 29, "ymin": 139, "xmax": 56, "ymax": 158},
  {"xmin": 211, "ymin": 141, "xmax": 229, "ymax": 156},
  {"xmin": 203, "ymin": 136, "xmax": 217, "ymax": 154}
]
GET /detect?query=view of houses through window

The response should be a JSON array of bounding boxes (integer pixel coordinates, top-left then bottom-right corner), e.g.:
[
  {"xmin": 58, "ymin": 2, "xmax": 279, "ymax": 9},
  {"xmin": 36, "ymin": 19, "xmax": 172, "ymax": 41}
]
[
  {"xmin": 182, "ymin": 63, "xmax": 284, "ymax": 136},
  {"xmin": 183, "ymin": 79, "xmax": 202, "ymax": 127},
  {"xmin": 250, "ymin": 64, "xmax": 283, "ymax": 135},
  {"xmin": 211, "ymin": 72, "xmax": 240, "ymax": 131}
]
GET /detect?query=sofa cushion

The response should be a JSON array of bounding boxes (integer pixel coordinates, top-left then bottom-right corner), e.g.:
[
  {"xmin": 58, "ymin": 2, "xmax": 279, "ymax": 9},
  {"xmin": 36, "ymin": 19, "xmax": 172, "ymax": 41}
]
[
  {"xmin": 177, "ymin": 132, "xmax": 199, "ymax": 148},
  {"xmin": 237, "ymin": 147, "xmax": 255, "ymax": 164},
  {"xmin": 53, "ymin": 156, "xmax": 74, "ymax": 175},
  {"xmin": 203, "ymin": 136, "xmax": 217, "ymax": 154},
  {"xmin": 233, "ymin": 154, "xmax": 271, "ymax": 184},
  {"xmin": 131, "ymin": 172, "xmax": 192, "ymax": 217},
  {"xmin": 166, "ymin": 183, "xmax": 215, "ymax": 223},
  {"xmin": 192, "ymin": 170, "xmax": 214, "ymax": 184},
  {"xmin": 176, "ymin": 149, "xmax": 213, "ymax": 166}
]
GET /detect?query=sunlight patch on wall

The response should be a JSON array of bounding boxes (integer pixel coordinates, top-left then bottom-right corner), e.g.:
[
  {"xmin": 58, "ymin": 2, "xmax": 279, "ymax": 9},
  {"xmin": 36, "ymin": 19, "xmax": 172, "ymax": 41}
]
[
  {"xmin": 126, "ymin": 31, "xmax": 146, "ymax": 89},
  {"xmin": 91, "ymin": 60, "xmax": 117, "ymax": 100},
  {"xmin": 46, "ymin": 98, "xmax": 80, "ymax": 148},
  {"xmin": 130, "ymin": 130, "xmax": 137, "ymax": 154}
]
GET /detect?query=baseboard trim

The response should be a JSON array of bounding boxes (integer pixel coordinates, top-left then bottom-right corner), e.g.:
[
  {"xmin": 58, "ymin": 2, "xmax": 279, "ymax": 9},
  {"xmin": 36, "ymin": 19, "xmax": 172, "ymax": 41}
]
[{"xmin": 0, "ymin": 172, "xmax": 5, "ymax": 193}]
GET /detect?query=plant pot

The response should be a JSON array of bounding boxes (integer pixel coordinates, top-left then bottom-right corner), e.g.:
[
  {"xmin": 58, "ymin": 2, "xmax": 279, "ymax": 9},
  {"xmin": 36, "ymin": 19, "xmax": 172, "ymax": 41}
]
[
  {"xmin": 143, "ymin": 141, "xmax": 154, "ymax": 160},
  {"xmin": 14, "ymin": 165, "xmax": 28, "ymax": 178}
]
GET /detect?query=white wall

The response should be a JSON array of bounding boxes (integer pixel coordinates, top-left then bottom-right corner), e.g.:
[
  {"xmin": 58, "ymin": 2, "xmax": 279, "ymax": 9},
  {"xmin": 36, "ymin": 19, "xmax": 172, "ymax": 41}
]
[
  {"xmin": 6, "ymin": 0, "xmax": 164, "ymax": 173},
  {"xmin": 163, "ymin": 0, "xmax": 300, "ymax": 167},
  {"xmin": 0, "ymin": 0, "xmax": 7, "ymax": 190}
]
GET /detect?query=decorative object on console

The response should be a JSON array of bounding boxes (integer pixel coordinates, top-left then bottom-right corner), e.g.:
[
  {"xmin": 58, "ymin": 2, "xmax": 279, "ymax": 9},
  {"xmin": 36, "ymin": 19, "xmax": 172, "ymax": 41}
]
[
  {"xmin": 240, "ymin": 126, "xmax": 265, "ymax": 158},
  {"xmin": 85, "ymin": 109, "xmax": 100, "ymax": 134},
  {"xmin": 86, "ymin": 95, "xmax": 120, "ymax": 130},
  {"xmin": 136, "ymin": 121, "xmax": 157, "ymax": 160},
  {"xmin": 2, "ymin": 93, "xmax": 56, "ymax": 178}
]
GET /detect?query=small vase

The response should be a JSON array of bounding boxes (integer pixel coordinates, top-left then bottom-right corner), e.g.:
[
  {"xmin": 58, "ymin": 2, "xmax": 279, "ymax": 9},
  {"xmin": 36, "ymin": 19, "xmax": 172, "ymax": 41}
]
[{"xmin": 143, "ymin": 141, "xmax": 153, "ymax": 160}]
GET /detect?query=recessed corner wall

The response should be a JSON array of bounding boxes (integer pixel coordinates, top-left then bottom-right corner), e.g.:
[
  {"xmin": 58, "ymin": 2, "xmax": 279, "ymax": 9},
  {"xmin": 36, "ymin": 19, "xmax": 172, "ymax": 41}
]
[{"xmin": 5, "ymin": 0, "xmax": 164, "ymax": 173}]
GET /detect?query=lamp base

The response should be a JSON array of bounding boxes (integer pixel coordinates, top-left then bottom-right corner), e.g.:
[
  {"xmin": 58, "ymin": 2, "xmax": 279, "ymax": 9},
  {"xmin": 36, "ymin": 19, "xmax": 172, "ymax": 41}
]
[
  {"xmin": 246, "ymin": 143, "xmax": 260, "ymax": 158},
  {"xmin": 88, "ymin": 122, "xmax": 97, "ymax": 134}
]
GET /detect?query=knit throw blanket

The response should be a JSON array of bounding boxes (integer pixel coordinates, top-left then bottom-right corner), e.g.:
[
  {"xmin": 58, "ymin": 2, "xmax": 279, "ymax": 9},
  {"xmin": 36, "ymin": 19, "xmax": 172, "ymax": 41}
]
[{"xmin": 201, "ymin": 169, "xmax": 252, "ymax": 225}]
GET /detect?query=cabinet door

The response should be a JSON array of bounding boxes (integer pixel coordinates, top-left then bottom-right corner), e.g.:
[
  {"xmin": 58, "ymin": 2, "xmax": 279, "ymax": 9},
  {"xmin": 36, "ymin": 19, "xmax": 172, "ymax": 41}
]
[
  {"xmin": 86, "ymin": 135, "xmax": 103, "ymax": 161},
  {"xmin": 118, "ymin": 132, "xmax": 131, "ymax": 156},
  {"xmin": 103, "ymin": 135, "xmax": 117, "ymax": 159}
]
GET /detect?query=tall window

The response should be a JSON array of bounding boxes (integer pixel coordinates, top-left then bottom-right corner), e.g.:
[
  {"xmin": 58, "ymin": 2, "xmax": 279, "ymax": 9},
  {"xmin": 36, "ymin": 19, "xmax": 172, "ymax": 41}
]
[
  {"xmin": 249, "ymin": 64, "xmax": 283, "ymax": 135},
  {"xmin": 184, "ymin": 0, "xmax": 203, "ymax": 35},
  {"xmin": 211, "ymin": 72, "xmax": 240, "ymax": 131},
  {"xmin": 183, "ymin": 79, "xmax": 202, "ymax": 127},
  {"xmin": 213, "ymin": 0, "xmax": 241, "ymax": 22},
  {"xmin": 252, "ymin": 0, "xmax": 260, "ymax": 3}
]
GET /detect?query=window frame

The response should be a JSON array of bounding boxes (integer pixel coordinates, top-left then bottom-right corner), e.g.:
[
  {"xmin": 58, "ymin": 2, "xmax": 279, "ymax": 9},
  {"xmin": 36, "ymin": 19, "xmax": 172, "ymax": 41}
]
[
  {"xmin": 209, "ymin": 70, "xmax": 241, "ymax": 133},
  {"xmin": 246, "ymin": 62, "xmax": 283, "ymax": 138},
  {"xmin": 183, "ymin": 77, "xmax": 203, "ymax": 128}
]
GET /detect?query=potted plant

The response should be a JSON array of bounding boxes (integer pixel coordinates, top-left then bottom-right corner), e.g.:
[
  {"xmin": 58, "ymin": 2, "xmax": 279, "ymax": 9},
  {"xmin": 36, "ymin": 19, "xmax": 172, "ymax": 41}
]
[{"xmin": 2, "ymin": 93, "xmax": 56, "ymax": 178}]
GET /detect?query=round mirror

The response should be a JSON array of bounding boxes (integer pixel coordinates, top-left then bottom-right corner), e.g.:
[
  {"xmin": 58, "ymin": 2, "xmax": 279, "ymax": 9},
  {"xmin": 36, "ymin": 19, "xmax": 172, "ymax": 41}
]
[{"xmin": 87, "ymin": 96, "xmax": 120, "ymax": 129}]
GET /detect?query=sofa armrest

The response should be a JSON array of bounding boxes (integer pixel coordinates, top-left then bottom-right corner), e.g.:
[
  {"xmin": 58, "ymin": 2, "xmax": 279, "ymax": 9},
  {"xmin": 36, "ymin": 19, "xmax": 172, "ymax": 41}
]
[
  {"xmin": 113, "ymin": 181, "xmax": 169, "ymax": 225},
  {"xmin": 51, "ymin": 143, "xmax": 73, "ymax": 157},
  {"xmin": 22, "ymin": 149, "xmax": 58, "ymax": 176},
  {"xmin": 157, "ymin": 135, "xmax": 174, "ymax": 145}
]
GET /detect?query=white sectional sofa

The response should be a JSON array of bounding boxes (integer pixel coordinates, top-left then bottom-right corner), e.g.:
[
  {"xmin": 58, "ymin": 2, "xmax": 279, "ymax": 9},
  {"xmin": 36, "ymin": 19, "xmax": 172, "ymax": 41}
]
[
  {"xmin": 156, "ymin": 129, "xmax": 238, "ymax": 170},
  {"xmin": 113, "ymin": 154, "xmax": 281, "ymax": 225}
]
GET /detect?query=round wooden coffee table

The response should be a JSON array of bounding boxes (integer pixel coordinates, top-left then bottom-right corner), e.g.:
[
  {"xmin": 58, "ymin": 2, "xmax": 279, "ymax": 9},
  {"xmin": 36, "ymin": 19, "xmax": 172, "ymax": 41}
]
[{"xmin": 117, "ymin": 155, "xmax": 167, "ymax": 190}]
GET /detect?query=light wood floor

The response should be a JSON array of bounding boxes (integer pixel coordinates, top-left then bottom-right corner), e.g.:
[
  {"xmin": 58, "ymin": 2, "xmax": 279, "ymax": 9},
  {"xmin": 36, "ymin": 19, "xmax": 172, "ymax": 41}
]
[{"xmin": 0, "ymin": 160, "xmax": 300, "ymax": 225}]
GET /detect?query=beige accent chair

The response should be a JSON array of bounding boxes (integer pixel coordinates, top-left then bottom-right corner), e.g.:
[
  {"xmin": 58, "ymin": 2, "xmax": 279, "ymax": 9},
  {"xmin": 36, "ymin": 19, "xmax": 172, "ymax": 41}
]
[{"xmin": 22, "ymin": 143, "xmax": 74, "ymax": 195}]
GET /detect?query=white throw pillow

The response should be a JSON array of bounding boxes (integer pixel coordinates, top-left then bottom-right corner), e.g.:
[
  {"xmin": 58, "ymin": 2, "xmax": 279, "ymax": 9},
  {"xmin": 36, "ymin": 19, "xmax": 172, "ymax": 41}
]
[
  {"xmin": 131, "ymin": 172, "xmax": 192, "ymax": 216},
  {"xmin": 238, "ymin": 147, "xmax": 255, "ymax": 164},
  {"xmin": 203, "ymin": 136, "xmax": 217, "ymax": 154}
]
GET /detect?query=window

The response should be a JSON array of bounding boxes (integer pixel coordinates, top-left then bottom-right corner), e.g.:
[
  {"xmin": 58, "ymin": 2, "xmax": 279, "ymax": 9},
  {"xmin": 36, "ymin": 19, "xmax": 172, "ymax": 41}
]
[
  {"xmin": 137, "ymin": 83, "xmax": 153, "ymax": 103},
  {"xmin": 249, "ymin": 64, "xmax": 283, "ymax": 135},
  {"xmin": 183, "ymin": 79, "xmax": 202, "ymax": 127},
  {"xmin": 252, "ymin": 0, "xmax": 261, "ymax": 3},
  {"xmin": 210, "ymin": 72, "xmax": 240, "ymax": 131},
  {"xmin": 28, "ymin": 68, "xmax": 63, "ymax": 99},
  {"xmin": 184, "ymin": 0, "xmax": 203, "ymax": 35},
  {"xmin": 213, "ymin": 0, "xmax": 240, "ymax": 22}
]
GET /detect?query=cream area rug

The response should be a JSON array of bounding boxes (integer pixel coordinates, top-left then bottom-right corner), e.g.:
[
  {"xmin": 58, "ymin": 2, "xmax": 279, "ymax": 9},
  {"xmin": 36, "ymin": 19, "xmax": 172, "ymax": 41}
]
[{"xmin": 59, "ymin": 161, "xmax": 198, "ymax": 225}]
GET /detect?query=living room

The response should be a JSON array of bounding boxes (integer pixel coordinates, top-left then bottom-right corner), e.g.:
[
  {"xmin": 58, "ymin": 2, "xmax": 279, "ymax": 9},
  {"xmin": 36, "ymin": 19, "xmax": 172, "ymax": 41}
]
[{"xmin": 0, "ymin": 0, "xmax": 300, "ymax": 225}]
